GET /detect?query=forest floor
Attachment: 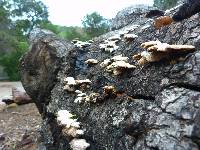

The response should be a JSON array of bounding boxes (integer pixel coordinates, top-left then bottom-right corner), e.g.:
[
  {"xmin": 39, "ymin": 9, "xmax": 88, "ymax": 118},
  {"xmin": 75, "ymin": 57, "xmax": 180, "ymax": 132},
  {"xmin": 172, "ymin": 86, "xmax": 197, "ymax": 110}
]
[{"xmin": 0, "ymin": 82, "xmax": 43, "ymax": 150}]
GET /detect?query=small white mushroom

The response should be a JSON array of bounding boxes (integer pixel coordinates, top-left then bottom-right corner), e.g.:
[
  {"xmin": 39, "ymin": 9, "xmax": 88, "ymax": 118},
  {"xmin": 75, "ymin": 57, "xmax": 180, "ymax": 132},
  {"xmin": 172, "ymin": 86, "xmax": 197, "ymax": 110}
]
[
  {"xmin": 106, "ymin": 61, "xmax": 136, "ymax": 75},
  {"xmin": 88, "ymin": 40, "xmax": 94, "ymax": 43},
  {"xmin": 107, "ymin": 61, "xmax": 136, "ymax": 69},
  {"xmin": 77, "ymin": 92, "xmax": 87, "ymax": 97},
  {"xmin": 74, "ymin": 41, "xmax": 91, "ymax": 48},
  {"xmin": 75, "ymin": 79, "xmax": 91, "ymax": 85},
  {"xmin": 57, "ymin": 110, "xmax": 77, "ymax": 128},
  {"xmin": 108, "ymin": 35, "xmax": 121, "ymax": 41},
  {"xmin": 57, "ymin": 110, "xmax": 85, "ymax": 138},
  {"xmin": 87, "ymin": 93, "xmax": 100, "ymax": 103},
  {"xmin": 124, "ymin": 34, "xmax": 138, "ymax": 40},
  {"xmin": 99, "ymin": 40, "xmax": 119, "ymax": 53},
  {"xmin": 85, "ymin": 59, "xmax": 98, "ymax": 65},
  {"xmin": 118, "ymin": 30, "xmax": 129, "ymax": 36},
  {"xmin": 63, "ymin": 77, "xmax": 76, "ymax": 92},
  {"xmin": 70, "ymin": 139, "xmax": 90, "ymax": 150},
  {"xmin": 141, "ymin": 40, "xmax": 162, "ymax": 49},
  {"xmin": 72, "ymin": 40, "xmax": 79, "ymax": 44},
  {"xmin": 111, "ymin": 55, "xmax": 129, "ymax": 62},
  {"xmin": 63, "ymin": 127, "xmax": 84, "ymax": 137},
  {"xmin": 64, "ymin": 77, "xmax": 76, "ymax": 85},
  {"xmin": 99, "ymin": 43, "xmax": 107, "ymax": 49},
  {"xmin": 100, "ymin": 59, "xmax": 111, "ymax": 68},
  {"xmin": 74, "ymin": 96, "xmax": 85, "ymax": 103},
  {"xmin": 105, "ymin": 47, "xmax": 115, "ymax": 53},
  {"xmin": 75, "ymin": 90, "xmax": 83, "ymax": 94},
  {"xmin": 141, "ymin": 24, "xmax": 151, "ymax": 30}
]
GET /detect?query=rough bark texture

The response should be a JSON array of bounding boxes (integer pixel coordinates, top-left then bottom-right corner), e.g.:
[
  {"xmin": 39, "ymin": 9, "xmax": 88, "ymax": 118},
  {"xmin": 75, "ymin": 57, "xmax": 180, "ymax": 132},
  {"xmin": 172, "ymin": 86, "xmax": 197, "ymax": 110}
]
[
  {"xmin": 20, "ymin": 7, "xmax": 200, "ymax": 150},
  {"xmin": 110, "ymin": 5, "xmax": 155, "ymax": 30}
]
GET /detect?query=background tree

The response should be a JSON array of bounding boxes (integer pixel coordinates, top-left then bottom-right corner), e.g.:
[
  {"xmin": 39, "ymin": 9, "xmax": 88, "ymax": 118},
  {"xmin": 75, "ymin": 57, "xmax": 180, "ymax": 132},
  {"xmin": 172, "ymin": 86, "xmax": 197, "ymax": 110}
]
[
  {"xmin": 11, "ymin": 0, "xmax": 48, "ymax": 35},
  {"xmin": 40, "ymin": 22, "xmax": 91, "ymax": 41},
  {"xmin": 0, "ymin": 0, "xmax": 48, "ymax": 80},
  {"xmin": 82, "ymin": 12, "xmax": 110, "ymax": 38},
  {"xmin": 154, "ymin": 0, "xmax": 178, "ymax": 10},
  {"xmin": 0, "ymin": 0, "xmax": 17, "ymax": 54}
]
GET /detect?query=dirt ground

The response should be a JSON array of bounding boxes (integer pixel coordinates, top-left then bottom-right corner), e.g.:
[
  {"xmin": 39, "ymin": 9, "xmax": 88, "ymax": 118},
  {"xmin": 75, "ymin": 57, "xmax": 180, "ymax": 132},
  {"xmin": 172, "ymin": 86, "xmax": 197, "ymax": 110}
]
[{"xmin": 0, "ymin": 82, "xmax": 43, "ymax": 150}]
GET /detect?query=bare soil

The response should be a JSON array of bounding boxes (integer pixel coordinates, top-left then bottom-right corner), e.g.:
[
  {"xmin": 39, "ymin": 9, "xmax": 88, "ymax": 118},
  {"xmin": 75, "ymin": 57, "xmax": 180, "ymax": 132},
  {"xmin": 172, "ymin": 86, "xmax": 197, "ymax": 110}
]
[{"xmin": 0, "ymin": 82, "xmax": 42, "ymax": 150}]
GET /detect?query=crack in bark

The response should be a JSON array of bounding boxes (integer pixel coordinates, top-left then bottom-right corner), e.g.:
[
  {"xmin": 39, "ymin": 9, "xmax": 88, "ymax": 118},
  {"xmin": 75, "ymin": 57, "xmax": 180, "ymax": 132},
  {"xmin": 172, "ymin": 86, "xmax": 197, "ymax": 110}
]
[
  {"xmin": 127, "ymin": 94, "xmax": 155, "ymax": 101},
  {"xmin": 167, "ymin": 83, "xmax": 200, "ymax": 92}
]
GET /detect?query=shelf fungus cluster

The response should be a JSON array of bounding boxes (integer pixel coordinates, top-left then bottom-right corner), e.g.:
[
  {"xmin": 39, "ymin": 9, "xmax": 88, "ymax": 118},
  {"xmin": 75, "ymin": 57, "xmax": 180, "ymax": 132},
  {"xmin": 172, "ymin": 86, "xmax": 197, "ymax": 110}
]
[
  {"xmin": 100, "ymin": 55, "xmax": 136, "ymax": 75},
  {"xmin": 72, "ymin": 39, "xmax": 91, "ymax": 48},
  {"xmin": 99, "ymin": 35, "xmax": 121, "ymax": 53},
  {"xmin": 57, "ymin": 110, "xmax": 90, "ymax": 150},
  {"xmin": 63, "ymin": 77, "xmax": 91, "ymax": 92},
  {"xmin": 133, "ymin": 40, "xmax": 196, "ymax": 65},
  {"xmin": 74, "ymin": 90, "xmax": 100, "ymax": 104},
  {"xmin": 99, "ymin": 25, "xmax": 139, "ymax": 53}
]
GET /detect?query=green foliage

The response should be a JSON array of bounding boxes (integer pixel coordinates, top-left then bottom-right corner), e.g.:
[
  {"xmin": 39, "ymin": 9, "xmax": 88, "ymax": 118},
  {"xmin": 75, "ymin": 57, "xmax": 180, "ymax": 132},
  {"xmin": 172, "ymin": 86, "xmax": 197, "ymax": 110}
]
[
  {"xmin": 41, "ymin": 22, "xmax": 91, "ymax": 41},
  {"xmin": 0, "ymin": 0, "xmax": 48, "ymax": 80},
  {"xmin": 11, "ymin": 0, "xmax": 49, "ymax": 34},
  {"xmin": 58, "ymin": 26, "xmax": 90, "ymax": 41},
  {"xmin": 0, "ymin": 42, "xmax": 28, "ymax": 81},
  {"xmin": 40, "ymin": 21, "xmax": 60, "ymax": 34},
  {"xmin": 154, "ymin": 0, "xmax": 178, "ymax": 10},
  {"xmin": 0, "ymin": 1, "xmax": 111, "ymax": 81},
  {"xmin": 82, "ymin": 12, "xmax": 109, "ymax": 37}
]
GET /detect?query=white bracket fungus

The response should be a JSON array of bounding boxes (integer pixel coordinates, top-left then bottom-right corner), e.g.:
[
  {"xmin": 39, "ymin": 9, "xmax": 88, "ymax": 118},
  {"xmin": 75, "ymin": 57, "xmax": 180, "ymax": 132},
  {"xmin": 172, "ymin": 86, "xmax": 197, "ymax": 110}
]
[
  {"xmin": 147, "ymin": 43, "xmax": 196, "ymax": 52},
  {"xmin": 74, "ymin": 91, "xmax": 100, "ymax": 103},
  {"xmin": 111, "ymin": 55, "xmax": 129, "ymax": 62},
  {"xmin": 70, "ymin": 139, "xmax": 90, "ymax": 150},
  {"xmin": 124, "ymin": 33, "xmax": 138, "ymax": 41},
  {"xmin": 99, "ymin": 36, "xmax": 120, "ymax": 53},
  {"xmin": 75, "ymin": 79, "xmax": 91, "ymax": 85},
  {"xmin": 108, "ymin": 35, "xmax": 121, "ymax": 41},
  {"xmin": 134, "ymin": 40, "xmax": 196, "ymax": 65},
  {"xmin": 57, "ymin": 110, "xmax": 90, "ymax": 149},
  {"xmin": 88, "ymin": 40, "xmax": 94, "ymax": 43},
  {"xmin": 85, "ymin": 59, "xmax": 98, "ymax": 65},
  {"xmin": 64, "ymin": 77, "xmax": 91, "ymax": 92},
  {"xmin": 57, "ymin": 110, "xmax": 84, "ymax": 138},
  {"xmin": 74, "ymin": 41, "xmax": 91, "ymax": 48},
  {"xmin": 141, "ymin": 40, "xmax": 162, "ymax": 49},
  {"xmin": 64, "ymin": 77, "xmax": 76, "ymax": 85},
  {"xmin": 106, "ymin": 61, "xmax": 136, "ymax": 75},
  {"xmin": 101, "ymin": 55, "xmax": 135, "ymax": 75},
  {"xmin": 100, "ymin": 59, "xmax": 112, "ymax": 68},
  {"xmin": 63, "ymin": 77, "xmax": 76, "ymax": 92}
]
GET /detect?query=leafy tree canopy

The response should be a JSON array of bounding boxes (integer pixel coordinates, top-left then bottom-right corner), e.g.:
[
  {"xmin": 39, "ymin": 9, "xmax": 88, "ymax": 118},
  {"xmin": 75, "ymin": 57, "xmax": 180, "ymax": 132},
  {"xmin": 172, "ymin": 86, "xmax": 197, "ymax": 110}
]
[
  {"xmin": 82, "ymin": 12, "xmax": 110, "ymax": 37},
  {"xmin": 11, "ymin": 0, "xmax": 48, "ymax": 34},
  {"xmin": 154, "ymin": 0, "xmax": 178, "ymax": 10},
  {"xmin": 0, "ymin": 0, "xmax": 48, "ymax": 80}
]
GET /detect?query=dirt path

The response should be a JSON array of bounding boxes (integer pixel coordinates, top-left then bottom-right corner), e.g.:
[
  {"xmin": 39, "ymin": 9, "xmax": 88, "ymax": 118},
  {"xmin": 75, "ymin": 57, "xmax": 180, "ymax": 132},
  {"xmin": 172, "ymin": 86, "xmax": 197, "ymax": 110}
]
[{"xmin": 0, "ymin": 82, "xmax": 43, "ymax": 150}]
